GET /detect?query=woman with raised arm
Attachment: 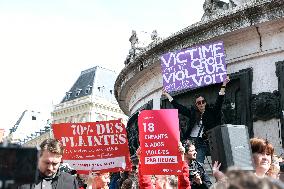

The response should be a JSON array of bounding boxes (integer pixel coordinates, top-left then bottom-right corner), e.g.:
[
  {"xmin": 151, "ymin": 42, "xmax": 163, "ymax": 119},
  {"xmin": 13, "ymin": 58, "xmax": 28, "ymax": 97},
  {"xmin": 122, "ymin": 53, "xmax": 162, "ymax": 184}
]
[{"xmin": 163, "ymin": 77, "xmax": 230, "ymax": 163}]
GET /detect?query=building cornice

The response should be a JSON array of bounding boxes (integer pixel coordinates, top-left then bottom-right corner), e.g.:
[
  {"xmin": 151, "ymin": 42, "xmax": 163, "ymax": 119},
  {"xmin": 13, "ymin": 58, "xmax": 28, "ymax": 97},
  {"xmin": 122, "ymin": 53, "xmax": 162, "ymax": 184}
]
[{"xmin": 52, "ymin": 95, "xmax": 124, "ymax": 118}]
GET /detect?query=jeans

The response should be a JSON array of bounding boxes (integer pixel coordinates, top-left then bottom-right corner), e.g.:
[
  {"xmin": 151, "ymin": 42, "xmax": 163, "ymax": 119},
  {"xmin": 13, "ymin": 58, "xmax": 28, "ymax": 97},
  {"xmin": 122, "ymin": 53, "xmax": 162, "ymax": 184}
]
[{"xmin": 192, "ymin": 137, "xmax": 210, "ymax": 163}]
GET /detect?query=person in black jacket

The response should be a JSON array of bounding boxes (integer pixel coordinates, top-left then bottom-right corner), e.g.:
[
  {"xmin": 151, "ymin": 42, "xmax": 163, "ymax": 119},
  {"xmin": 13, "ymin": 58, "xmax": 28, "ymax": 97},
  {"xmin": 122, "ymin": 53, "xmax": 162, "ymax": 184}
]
[
  {"xmin": 163, "ymin": 77, "xmax": 230, "ymax": 163},
  {"xmin": 18, "ymin": 139, "xmax": 78, "ymax": 189},
  {"xmin": 183, "ymin": 139, "xmax": 212, "ymax": 189}
]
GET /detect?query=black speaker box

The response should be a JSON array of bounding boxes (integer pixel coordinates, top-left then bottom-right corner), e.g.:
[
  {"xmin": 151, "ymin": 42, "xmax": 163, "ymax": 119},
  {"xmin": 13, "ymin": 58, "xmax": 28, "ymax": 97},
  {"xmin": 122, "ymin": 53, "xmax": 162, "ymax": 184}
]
[{"xmin": 207, "ymin": 124, "xmax": 254, "ymax": 171}]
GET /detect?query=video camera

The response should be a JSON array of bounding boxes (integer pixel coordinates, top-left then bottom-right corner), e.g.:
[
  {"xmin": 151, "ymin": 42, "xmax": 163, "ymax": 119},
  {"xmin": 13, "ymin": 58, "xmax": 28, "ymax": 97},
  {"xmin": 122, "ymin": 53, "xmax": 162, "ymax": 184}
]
[
  {"xmin": 0, "ymin": 144, "xmax": 39, "ymax": 189},
  {"xmin": 189, "ymin": 169, "xmax": 200, "ymax": 180},
  {"xmin": 280, "ymin": 162, "xmax": 284, "ymax": 172}
]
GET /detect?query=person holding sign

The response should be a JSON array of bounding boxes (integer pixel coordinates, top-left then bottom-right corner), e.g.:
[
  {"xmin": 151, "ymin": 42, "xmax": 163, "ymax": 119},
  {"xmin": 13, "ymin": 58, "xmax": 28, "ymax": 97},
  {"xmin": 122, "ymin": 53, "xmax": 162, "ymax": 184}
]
[
  {"xmin": 163, "ymin": 76, "xmax": 230, "ymax": 163},
  {"xmin": 136, "ymin": 142, "xmax": 191, "ymax": 189},
  {"xmin": 136, "ymin": 147, "xmax": 174, "ymax": 189}
]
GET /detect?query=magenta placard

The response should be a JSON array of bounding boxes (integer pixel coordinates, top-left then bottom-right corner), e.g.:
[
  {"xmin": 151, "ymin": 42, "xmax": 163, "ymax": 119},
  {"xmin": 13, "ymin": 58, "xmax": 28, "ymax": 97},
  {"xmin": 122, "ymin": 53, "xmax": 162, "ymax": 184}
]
[{"xmin": 138, "ymin": 109, "xmax": 183, "ymax": 175}]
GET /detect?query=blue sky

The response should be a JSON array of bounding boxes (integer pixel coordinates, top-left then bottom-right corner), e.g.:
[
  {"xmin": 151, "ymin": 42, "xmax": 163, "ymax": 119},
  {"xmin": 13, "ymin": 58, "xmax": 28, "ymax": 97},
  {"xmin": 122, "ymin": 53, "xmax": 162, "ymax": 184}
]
[{"xmin": 0, "ymin": 0, "xmax": 208, "ymax": 134}]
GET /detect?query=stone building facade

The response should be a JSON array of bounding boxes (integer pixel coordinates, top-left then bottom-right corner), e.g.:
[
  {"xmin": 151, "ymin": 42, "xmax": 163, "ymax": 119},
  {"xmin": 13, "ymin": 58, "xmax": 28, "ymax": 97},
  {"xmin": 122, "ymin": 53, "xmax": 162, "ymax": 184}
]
[
  {"xmin": 13, "ymin": 66, "xmax": 128, "ymax": 147},
  {"xmin": 115, "ymin": 0, "xmax": 284, "ymax": 156},
  {"xmin": 52, "ymin": 66, "xmax": 128, "ymax": 126}
]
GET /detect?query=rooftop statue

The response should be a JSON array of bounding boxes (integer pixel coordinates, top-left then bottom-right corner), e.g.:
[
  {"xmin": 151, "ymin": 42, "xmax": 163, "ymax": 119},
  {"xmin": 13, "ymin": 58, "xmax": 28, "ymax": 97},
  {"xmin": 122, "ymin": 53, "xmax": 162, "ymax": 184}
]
[
  {"xmin": 150, "ymin": 30, "xmax": 163, "ymax": 43},
  {"xmin": 232, "ymin": 0, "xmax": 254, "ymax": 6},
  {"xmin": 125, "ymin": 30, "xmax": 139, "ymax": 65},
  {"xmin": 202, "ymin": 0, "xmax": 231, "ymax": 21},
  {"xmin": 201, "ymin": 0, "xmax": 255, "ymax": 21},
  {"xmin": 125, "ymin": 30, "xmax": 161, "ymax": 65},
  {"xmin": 151, "ymin": 30, "xmax": 158, "ymax": 41},
  {"xmin": 129, "ymin": 30, "xmax": 138, "ymax": 49}
]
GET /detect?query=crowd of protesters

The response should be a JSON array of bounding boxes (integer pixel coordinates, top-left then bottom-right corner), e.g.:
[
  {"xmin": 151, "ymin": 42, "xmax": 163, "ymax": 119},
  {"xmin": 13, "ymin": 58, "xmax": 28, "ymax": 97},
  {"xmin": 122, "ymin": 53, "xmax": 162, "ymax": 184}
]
[
  {"xmin": 12, "ymin": 136, "xmax": 284, "ymax": 189},
  {"xmin": 2, "ymin": 75, "xmax": 284, "ymax": 189}
]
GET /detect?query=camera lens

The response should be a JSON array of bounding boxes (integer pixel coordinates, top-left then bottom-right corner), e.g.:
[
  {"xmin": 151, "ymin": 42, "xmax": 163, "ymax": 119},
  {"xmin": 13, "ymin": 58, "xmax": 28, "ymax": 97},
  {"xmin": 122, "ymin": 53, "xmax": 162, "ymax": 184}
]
[{"xmin": 279, "ymin": 162, "xmax": 284, "ymax": 172}]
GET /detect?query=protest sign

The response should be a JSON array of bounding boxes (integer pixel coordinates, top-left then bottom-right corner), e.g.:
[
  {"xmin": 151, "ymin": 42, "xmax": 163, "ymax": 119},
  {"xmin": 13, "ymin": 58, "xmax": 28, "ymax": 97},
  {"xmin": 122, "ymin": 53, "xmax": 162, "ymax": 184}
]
[
  {"xmin": 138, "ymin": 109, "xmax": 183, "ymax": 175},
  {"xmin": 161, "ymin": 41, "xmax": 227, "ymax": 92},
  {"xmin": 52, "ymin": 120, "xmax": 132, "ymax": 174}
]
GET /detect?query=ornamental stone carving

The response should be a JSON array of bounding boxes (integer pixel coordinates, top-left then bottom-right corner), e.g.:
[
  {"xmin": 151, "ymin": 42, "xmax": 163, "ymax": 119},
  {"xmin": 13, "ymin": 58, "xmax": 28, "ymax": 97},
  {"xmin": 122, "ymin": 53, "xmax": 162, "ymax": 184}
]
[
  {"xmin": 251, "ymin": 91, "xmax": 281, "ymax": 121},
  {"xmin": 201, "ymin": 0, "xmax": 260, "ymax": 21},
  {"xmin": 124, "ymin": 30, "xmax": 138, "ymax": 65},
  {"xmin": 202, "ymin": 0, "xmax": 231, "ymax": 21}
]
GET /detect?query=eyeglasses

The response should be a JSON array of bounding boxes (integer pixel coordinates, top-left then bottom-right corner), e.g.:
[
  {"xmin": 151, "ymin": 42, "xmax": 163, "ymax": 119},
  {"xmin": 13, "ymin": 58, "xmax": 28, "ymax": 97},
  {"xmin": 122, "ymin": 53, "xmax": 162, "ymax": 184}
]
[{"xmin": 196, "ymin": 100, "xmax": 206, "ymax": 105}]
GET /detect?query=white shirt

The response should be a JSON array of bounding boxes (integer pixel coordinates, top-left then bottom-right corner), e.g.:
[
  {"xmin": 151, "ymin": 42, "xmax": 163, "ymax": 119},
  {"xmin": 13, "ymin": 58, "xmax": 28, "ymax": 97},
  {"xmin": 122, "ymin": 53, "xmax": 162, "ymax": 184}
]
[{"xmin": 190, "ymin": 119, "xmax": 203, "ymax": 137}]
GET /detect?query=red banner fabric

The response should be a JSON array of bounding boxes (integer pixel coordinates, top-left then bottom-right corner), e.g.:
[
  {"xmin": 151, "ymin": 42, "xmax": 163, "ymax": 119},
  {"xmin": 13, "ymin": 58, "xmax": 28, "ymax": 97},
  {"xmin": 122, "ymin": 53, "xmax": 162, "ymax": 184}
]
[
  {"xmin": 52, "ymin": 120, "xmax": 132, "ymax": 174},
  {"xmin": 138, "ymin": 109, "xmax": 183, "ymax": 175}
]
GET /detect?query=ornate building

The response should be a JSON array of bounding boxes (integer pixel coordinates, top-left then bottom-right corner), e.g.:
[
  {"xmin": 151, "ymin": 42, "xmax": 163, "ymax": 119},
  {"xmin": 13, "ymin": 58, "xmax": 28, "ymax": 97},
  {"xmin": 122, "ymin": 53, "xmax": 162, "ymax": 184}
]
[
  {"xmin": 52, "ymin": 66, "xmax": 128, "ymax": 125},
  {"xmin": 11, "ymin": 66, "xmax": 128, "ymax": 147},
  {"xmin": 115, "ymin": 0, "xmax": 284, "ymax": 156}
]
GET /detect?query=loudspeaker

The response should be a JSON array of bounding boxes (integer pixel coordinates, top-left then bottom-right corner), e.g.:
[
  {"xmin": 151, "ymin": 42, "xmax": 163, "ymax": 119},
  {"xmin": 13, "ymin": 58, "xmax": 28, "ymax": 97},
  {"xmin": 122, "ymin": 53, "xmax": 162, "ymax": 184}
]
[{"xmin": 207, "ymin": 124, "xmax": 254, "ymax": 171}]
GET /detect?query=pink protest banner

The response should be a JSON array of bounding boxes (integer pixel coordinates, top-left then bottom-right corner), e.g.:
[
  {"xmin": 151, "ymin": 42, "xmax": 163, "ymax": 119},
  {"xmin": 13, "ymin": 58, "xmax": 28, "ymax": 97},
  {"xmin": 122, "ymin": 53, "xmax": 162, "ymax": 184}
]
[
  {"xmin": 138, "ymin": 109, "xmax": 183, "ymax": 175},
  {"xmin": 52, "ymin": 120, "xmax": 132, "ymax": 174}
]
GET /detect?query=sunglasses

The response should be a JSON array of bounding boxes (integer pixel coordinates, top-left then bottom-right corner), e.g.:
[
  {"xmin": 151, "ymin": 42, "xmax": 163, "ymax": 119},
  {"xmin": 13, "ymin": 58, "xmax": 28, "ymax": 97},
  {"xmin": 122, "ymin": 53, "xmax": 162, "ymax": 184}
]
[{"xmin": 196, "ymin": 100, "xmax": 206, "ymax": 105}]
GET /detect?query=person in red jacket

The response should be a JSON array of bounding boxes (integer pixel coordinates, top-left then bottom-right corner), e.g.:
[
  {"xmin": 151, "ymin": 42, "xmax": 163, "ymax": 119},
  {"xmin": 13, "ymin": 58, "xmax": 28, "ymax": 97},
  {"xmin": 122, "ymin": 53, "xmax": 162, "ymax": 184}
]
[{"xmin": 137, "ymin": 142, "xmax": 191, "ymax": 189}]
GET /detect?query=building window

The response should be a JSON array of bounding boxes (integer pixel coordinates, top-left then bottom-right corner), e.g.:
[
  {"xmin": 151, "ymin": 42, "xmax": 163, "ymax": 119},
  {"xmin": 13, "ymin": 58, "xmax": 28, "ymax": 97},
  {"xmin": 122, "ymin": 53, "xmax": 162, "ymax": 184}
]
[
  {"xmin": 102, "ymin": 114, "xmax": 107, "ymax": 121},
  {"xmin": 80, "ymin": 116, "xmax": 86, "ymax": 122},
  {"xmin": 98, "ymin": 86, "xmax": 105, "ymax": 92},
  {"xmin": 75, "ymin": 89, "xmax": 82, "ymax": 97},
  {"xmin": 95, "ymin": 113, "xmax": 105, "ymax": 121},
  {"xmin": 85, "ymin": 85, "xmax": 92, "ymax": 94},
  {"xmin": 66, "ymin": 92, "xmax": 72, "ymax": 100}
]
